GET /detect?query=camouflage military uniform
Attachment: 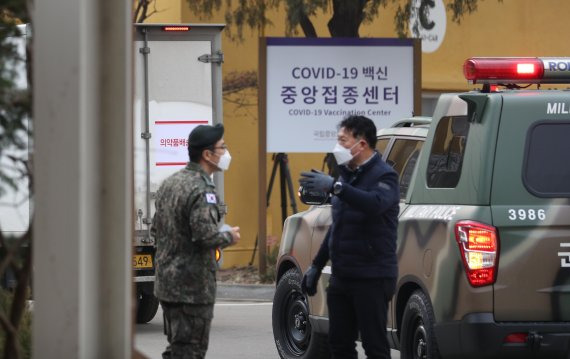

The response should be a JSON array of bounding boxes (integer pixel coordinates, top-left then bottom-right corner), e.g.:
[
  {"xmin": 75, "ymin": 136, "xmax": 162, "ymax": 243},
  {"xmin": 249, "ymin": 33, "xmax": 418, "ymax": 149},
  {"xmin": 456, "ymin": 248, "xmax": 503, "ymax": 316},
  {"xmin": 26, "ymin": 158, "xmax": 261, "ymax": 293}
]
[{"xmin": 152, "ymin": 161, "xmax": 232, "ymax": 359}]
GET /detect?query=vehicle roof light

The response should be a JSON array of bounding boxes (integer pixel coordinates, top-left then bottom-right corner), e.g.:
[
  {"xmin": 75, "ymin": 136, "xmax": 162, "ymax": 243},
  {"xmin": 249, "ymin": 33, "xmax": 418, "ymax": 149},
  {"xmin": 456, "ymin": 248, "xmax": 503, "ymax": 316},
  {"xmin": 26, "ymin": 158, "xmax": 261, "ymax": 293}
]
[
  {"xmin": 162, "ymin": 26, "xmax": 190, "ymax": 32},
  {"xmin": 517, "ymin": 63, "xmax": 536, "ymax": 74},
  {"xmin": 464, "ymin": 57, "xmax": 570, "ymax": 84}
]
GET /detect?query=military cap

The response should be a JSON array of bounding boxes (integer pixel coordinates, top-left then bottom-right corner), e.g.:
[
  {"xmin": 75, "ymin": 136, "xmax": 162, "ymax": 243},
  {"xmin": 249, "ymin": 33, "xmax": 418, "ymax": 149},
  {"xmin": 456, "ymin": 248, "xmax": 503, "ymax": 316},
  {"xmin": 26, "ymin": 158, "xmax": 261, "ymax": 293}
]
[{"xmin": 188, "ymin": 123, "xmax": 224, "ymax": 149}]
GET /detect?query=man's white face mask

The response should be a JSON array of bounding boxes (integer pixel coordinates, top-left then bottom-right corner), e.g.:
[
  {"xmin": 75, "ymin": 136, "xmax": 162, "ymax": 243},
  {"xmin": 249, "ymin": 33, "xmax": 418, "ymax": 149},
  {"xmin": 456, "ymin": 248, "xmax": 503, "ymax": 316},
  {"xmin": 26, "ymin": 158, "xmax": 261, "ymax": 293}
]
[
  {"xmin": 332, "ymin": 141, "xmax": 360, "ymax": 165},
  {"xmin": 216, "ymin": 150, "xmax": 232, "ymax": 171}
]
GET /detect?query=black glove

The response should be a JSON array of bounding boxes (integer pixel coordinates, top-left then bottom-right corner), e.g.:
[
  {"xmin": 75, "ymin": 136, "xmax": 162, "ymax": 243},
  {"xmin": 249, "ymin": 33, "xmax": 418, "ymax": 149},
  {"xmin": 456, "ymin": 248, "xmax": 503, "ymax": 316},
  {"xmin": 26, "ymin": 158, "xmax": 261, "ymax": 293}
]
[
  {"xmin": 301, "ymin": 265, "xmax": 322, "ymax": 296},
  {"xmin": 299, "ymin": 169, "xmax": 334, "ymax": 193}
]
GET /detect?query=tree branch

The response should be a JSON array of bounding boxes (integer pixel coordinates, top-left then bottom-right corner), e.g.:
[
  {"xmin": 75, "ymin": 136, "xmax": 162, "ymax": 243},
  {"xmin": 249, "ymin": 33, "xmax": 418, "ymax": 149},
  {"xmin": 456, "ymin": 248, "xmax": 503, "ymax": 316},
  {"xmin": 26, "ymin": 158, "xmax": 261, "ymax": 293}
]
[
  {"xmin": 0, "ymin": 311, "xmax": 17, "ymax": 337},
  {"xmin": 1, "ymin": 228, "xmax": 31, "ymax": 359},
  {"xmin": 222, "ymin": 70, "xmax": 258, "ymax": 95},
  {"xmin": 134, "ymin": 0, "xmax": 158, "ymax": 23},
  {"xmin": 134, "ymin": 0, "xmax": 145, "ymax": 23},
  {"xmin": 299, "ymin": 11, "xmax": 317, "ymax": 37},
  {"xmin": 327, "ymin": 0, "xmax": 368, "ymax": 37},
  {"xmin": 0, "ymin": 234, "xmax": 28, "ymax": 280},
  {"xmin": 223, "ymin": 95, "xmax": 257, "ymax": 108},
  {"xmin": 0, "ymin": 296, "xmax": 19, "ymax": 359}
]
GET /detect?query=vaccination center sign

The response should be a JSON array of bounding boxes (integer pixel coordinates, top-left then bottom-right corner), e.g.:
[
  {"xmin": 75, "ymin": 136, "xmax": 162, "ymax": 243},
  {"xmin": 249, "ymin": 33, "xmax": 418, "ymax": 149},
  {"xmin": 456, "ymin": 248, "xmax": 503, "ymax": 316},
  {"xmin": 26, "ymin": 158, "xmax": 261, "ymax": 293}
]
[{"xmin": 260, "ymin": 37, "xmax": 420, "ymax": 153}]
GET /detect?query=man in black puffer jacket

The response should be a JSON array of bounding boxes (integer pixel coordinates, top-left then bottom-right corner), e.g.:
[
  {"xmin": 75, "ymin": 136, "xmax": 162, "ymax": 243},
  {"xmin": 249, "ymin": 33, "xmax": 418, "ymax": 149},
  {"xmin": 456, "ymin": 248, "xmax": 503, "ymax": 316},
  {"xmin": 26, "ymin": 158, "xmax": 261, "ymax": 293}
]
[{"xmin": 300, "ymin": 115, "xmax": 399, "ymax": 359}]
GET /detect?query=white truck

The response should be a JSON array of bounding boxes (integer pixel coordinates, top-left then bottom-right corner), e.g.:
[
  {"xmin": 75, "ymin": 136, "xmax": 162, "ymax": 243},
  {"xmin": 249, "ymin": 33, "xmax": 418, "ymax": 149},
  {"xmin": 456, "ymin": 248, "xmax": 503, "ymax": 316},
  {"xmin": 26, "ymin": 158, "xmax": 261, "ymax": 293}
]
[
  {"xmin": 0, "ymin": 23, "xmax": 225, "ymax": 324},
  {"xmin": 134, "ymin": 23, "xmax": 225, "ymax": 323}
]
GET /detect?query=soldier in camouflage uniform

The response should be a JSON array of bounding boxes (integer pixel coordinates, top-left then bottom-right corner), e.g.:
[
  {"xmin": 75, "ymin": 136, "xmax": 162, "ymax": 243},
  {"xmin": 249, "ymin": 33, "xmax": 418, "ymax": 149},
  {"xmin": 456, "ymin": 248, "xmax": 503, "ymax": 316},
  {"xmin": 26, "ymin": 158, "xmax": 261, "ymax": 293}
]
[{"xmin": 152, "ymin": 123, "xmax": 240, "ymax": 359}]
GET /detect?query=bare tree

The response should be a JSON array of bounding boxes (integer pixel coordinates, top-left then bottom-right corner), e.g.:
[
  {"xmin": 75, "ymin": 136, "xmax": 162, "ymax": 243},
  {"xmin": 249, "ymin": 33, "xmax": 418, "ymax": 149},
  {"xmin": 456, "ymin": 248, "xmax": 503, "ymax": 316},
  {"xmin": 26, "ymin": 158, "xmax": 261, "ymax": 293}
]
[
  {"xmin": 133, "ymin": 0, "xmax": 499, "ymax": 91},
  {"xmin": 0, "ymin": 1, "xmax": 33, "ymax": 358},
  {"xmin": 134, "ymin": 0, "xmax": 160, "ymax": 23},
  {"xmin": 185, "ymin": 0, "xmax": 499, "ymax": 39}
]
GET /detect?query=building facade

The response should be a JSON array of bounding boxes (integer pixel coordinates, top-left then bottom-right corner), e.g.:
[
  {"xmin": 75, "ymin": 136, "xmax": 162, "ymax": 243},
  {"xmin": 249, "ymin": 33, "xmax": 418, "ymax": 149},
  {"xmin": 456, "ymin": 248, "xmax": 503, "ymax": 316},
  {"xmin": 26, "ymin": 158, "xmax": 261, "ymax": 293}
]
[{"xmin": 144, "ymin": 0, "xmax": 570, "ymax": 267}]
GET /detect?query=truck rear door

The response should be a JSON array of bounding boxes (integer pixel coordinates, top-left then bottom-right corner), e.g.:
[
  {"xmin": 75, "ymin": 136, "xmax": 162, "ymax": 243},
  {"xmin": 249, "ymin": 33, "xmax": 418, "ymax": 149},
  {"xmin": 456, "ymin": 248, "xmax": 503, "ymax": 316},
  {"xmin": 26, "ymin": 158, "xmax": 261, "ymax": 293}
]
[
  {"xmin": 133, "ymin": 24, "xmax": 224, "ymax": 239},
  {"xmin": 491, "ymin": 91, "xmax": 570, "ymax": 321}
]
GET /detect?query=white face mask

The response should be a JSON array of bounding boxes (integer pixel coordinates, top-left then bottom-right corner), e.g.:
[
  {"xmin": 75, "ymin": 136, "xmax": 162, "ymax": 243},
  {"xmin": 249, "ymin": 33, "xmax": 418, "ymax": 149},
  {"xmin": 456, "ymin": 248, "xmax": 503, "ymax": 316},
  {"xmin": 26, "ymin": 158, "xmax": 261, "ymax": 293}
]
[
  {"xmin": 332, "ymin": 141, "xmax": 359, "ymax": 165},
  {"xmin": 215, "ymin": 150, "xmax": 232, "ymax": 171}
]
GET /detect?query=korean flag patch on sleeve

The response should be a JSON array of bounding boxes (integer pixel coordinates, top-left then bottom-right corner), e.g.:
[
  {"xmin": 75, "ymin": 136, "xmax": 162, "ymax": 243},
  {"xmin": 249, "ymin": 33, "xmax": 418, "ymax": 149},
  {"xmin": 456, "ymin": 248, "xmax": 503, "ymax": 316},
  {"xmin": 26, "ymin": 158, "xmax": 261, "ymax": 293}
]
[{"xmin": 206, "ymin": 193, "xmax": 217, "ymax": 204}]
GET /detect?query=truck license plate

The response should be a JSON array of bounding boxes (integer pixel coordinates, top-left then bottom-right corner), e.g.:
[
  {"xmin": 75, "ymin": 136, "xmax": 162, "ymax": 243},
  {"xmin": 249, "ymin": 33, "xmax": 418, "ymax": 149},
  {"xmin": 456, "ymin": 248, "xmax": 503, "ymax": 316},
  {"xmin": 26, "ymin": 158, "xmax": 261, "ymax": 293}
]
[{"xmin": 133, "ymin": 254, "xmax": 153, "ymax": 269}]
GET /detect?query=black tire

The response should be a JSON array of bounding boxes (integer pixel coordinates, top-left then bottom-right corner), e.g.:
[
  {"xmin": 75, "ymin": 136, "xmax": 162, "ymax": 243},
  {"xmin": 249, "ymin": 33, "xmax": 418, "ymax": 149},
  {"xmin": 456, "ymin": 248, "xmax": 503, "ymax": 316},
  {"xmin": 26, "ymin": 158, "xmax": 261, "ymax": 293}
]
[
  {"xmin": 401, "ymin": 290, "xmax": 440, "ymax": 359},
  {"xmin": 272, "ymin": 268, "xmax": 330, "ymax": 359},
  {"xmin": 136, "ymin": 292, "xmax": 159, "ymax": 324}
]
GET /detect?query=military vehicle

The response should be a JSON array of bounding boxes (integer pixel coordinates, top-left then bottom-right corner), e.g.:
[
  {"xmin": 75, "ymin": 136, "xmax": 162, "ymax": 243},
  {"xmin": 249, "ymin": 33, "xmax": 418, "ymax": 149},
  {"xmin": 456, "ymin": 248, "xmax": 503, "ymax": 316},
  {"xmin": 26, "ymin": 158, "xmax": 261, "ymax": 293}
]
[{"xmin": 272, "ymin": 57, "xmax": 570, "ymax": 359}]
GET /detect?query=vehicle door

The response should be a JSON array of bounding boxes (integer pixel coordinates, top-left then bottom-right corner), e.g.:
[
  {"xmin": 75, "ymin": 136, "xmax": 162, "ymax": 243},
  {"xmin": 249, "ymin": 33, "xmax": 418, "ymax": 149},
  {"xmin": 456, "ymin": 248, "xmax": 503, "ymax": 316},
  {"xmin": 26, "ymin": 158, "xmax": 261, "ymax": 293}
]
[
  {"xmin": 491, "ymin": 92, "xmax": 570, "ymax": 321},
  {"xmin": 383, "ymin": 136, "xmax": 426, "ymax": 332}
]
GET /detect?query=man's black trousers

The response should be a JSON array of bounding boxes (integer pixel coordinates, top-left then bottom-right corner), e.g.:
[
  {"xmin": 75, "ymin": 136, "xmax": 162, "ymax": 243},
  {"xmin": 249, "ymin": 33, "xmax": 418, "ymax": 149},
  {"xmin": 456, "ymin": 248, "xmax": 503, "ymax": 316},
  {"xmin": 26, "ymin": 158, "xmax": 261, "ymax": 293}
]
[{"xmin": 326, "ymin": 276, "xmax": 396, "ymax": 359}]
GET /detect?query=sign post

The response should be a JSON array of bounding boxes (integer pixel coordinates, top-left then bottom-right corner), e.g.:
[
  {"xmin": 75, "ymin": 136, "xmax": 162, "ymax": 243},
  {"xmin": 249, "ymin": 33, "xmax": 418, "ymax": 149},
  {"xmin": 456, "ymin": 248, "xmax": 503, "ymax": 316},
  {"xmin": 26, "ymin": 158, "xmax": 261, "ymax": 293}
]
[{"xmin": 258, "ymin": 37, "xmax": 420, "ymax": 275}]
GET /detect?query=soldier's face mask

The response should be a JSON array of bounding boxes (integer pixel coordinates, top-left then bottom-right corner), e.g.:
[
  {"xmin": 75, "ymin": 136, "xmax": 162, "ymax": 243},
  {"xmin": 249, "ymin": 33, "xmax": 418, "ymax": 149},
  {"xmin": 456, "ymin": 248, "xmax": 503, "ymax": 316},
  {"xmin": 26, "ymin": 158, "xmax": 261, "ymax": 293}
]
[
  {"xmin": 208, "ymin": 146, "xmax": 232, "ymax": 171},
  {"xmin": 216, "ymin": 150, "xmax": 232, "ymax": 171}
]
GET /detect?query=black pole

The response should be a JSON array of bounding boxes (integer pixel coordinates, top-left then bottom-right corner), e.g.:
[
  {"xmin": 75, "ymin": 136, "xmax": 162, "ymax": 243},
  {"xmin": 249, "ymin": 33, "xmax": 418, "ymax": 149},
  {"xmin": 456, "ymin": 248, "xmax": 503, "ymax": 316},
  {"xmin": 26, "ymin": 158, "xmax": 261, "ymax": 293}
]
[
  {"xmin": 281, "ymin": 153, "xmax": 298, "ymax": 214},
  {"xmin": 278, "ymin": 153, "xmax": 288, "ymax": 225},
  {"xmin": 249, "ymin": 235, "xmax": 258, "ymax": 266},
  {"xmin": 252, "ymin": 153, "xmax": 296, "ymax": 265},
  {"xmin": 266, "ymin": 153, "xmax": 279, "ymax": 207}
]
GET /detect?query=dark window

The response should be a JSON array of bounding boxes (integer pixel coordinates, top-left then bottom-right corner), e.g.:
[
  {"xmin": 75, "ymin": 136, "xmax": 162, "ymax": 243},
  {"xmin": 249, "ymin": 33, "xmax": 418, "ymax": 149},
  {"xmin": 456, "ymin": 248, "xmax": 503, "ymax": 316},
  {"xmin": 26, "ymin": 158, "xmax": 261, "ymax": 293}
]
[
  {"xmin": 376, "ymin": 138, "xmax": 390, "ymax": 157},
  {"xmin": 523, "ymin": 121, "xmax": 570, "ymax": 197},
  {"xmin": 386, "ymin": 139, "xmax": 424, "ymax": 199},
  {"xmin": 426, "ymin": 116, "xmax": 469, "ymax": 188}
]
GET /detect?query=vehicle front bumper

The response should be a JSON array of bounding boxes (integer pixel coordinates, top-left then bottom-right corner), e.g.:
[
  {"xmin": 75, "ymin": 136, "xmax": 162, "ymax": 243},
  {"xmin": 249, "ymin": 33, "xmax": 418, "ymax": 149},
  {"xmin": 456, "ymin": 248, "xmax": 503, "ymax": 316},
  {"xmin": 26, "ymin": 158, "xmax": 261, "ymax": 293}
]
[{"xmin": 435, "ymin": 313, "xmax": 570, "ymax": 359}]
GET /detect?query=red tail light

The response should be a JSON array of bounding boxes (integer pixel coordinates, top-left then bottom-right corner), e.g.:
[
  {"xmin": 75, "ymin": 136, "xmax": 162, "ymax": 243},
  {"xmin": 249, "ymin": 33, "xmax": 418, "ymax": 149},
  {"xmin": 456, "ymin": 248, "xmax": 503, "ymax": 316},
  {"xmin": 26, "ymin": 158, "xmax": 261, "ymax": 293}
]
[
  {"xmin": 455, "ymin": 220, "xmax": 499, "ymax": 287},
  {"xmin": 162, "ymin": 26, "xmax": 190, "ymax": 32},
  {"xmin": 504, "ymin": 333, "xmax": 528, "ymax": 344}
]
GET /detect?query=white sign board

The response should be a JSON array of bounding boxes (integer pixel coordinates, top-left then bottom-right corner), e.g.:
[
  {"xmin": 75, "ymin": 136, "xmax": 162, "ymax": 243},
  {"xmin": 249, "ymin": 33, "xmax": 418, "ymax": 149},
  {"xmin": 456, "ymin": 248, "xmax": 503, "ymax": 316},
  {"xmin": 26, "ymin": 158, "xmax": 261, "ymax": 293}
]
[
  {"xmin": 150, "ymin": 101, "xmax": 211, "ymax": 166},
  {"xmin": 265, "ymin": 38, "xmax": 418, "ymax": 153},
  {"xmin": 409, "ymin": 0, "xmax": 447, "ymax": 53}
]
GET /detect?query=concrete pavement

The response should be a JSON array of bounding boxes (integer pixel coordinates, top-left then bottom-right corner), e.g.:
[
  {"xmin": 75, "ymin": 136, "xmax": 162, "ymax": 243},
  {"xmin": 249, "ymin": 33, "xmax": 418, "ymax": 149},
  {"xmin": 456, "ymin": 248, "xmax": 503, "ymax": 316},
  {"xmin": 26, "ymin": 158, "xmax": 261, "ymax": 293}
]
[
  {"xmin": 216, "ymin": 283, "xmax": 275, "ymax": 302},
  {"xmin": 136, "ymin": 283, "xmax": 400, "ymax": 359}
]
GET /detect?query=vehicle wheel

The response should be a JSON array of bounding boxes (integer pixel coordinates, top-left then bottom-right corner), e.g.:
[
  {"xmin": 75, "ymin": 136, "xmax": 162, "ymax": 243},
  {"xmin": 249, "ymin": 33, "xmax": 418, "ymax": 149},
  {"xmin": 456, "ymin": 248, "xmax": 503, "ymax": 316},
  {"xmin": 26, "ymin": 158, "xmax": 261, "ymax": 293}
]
[
  {"xmin": 401, "ymin": 290, "xmax": 440, "ymax": 359},
  {"xmin": 136, "ymin": 292, "xmax": 159, "ymax": 324},
  {"xmin": 272, "ymin": 268, "xmax": 330, "ymax": 359}
]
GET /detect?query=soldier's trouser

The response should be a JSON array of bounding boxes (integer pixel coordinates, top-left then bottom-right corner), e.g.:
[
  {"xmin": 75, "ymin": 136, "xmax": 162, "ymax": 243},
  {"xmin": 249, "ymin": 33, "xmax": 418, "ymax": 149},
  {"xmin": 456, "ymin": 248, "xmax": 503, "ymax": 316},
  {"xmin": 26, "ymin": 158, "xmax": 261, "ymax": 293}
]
[
  {"xmin": 327, "ymin": 276, "xmax": 396, "ymax": 359},
  {"xmin": 161, "ymin": 302, "xmax": 214, "ymax": 359}
]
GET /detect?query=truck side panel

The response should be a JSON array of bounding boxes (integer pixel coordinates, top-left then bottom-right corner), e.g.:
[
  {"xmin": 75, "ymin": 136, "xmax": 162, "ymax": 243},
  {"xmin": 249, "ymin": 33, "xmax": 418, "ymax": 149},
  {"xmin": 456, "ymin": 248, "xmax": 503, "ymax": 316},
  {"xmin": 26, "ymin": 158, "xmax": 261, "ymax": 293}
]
[
  {"xmin": 133, "ymin": 28, "xmax": 215, "ymax": 234},
  {"xmin": 491, "ymin": 92, "xmax": 570, "ymax": 321}
]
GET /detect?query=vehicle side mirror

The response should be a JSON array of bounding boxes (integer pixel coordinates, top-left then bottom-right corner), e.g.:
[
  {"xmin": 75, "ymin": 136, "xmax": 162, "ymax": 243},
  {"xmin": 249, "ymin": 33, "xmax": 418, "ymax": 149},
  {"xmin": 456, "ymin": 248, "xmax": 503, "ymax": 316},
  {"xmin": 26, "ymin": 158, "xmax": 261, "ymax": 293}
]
[{"xmin": 298, "ymin": 186, "xmax": 330, "ymax": 205}]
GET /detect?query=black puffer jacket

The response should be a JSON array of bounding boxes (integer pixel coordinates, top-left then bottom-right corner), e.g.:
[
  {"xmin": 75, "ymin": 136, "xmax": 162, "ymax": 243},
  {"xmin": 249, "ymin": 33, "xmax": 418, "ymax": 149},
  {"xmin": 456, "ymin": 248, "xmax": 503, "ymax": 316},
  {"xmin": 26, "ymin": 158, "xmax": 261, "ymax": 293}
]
[{"xmin": 313, "ymin": 152, "xmax": 400, "ymax": 279}]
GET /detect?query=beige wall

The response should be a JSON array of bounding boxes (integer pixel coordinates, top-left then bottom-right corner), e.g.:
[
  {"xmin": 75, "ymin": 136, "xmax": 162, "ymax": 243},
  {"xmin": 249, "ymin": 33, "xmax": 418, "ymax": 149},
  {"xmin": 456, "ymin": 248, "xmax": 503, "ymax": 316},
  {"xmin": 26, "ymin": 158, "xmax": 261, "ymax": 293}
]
[
  {"xmin": 140, "ymin": 0, "xmax": 182, "ymax": 23},
  {"xmin": 145, "ymin": 0, "xmax": 570, "ymax": 268}
]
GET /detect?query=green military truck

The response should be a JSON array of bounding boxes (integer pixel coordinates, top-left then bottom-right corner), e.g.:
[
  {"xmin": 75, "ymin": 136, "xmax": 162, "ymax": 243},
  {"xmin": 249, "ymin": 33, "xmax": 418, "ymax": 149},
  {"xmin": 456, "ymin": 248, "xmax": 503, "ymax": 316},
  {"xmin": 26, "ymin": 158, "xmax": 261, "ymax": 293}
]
[{"xmin": 272, "ymin": 57, "xmax": 570, "ymax": 359}]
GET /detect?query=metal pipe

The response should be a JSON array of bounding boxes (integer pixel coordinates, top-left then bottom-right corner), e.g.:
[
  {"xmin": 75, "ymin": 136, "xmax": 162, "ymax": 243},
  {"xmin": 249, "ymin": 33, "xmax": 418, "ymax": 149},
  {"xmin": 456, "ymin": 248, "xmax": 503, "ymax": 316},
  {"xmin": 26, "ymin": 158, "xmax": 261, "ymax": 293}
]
[{"xmin": 140, "ymin": 27, "xmax": 152, "ymax": 234}]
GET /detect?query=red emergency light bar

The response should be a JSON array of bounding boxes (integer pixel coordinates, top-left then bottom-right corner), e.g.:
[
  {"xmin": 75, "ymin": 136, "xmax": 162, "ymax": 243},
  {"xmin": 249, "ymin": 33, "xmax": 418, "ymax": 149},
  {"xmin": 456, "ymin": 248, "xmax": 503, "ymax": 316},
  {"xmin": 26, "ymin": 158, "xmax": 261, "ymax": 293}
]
[
  {"xmin": 162, "ymin": 26, "xmax": 190, "ymax": 32},
  {"xmin": 464, "ymin": 57, "xmax": 570, "ymax": 84}
]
